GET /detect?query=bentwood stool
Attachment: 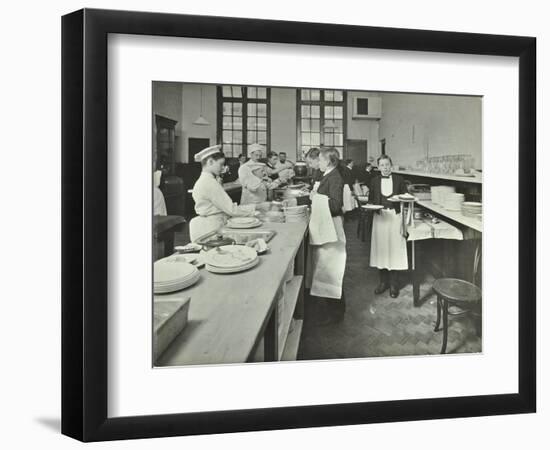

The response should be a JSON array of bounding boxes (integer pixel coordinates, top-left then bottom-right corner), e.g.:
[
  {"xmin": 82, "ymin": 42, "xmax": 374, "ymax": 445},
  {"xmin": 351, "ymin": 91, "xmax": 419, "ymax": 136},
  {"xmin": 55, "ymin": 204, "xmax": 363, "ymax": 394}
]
[{"xmin": 433, "ymin": 278, "xmax": 482, "ymax": 354}]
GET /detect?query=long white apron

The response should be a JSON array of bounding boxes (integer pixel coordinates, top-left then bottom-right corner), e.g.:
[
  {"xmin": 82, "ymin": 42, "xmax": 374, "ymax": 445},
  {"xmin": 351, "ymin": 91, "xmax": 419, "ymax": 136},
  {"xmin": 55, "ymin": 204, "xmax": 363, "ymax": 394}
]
[
  {"xmin": 306, "ymin": 195, "xmax": 347, "ymax": 300},
  {"xmin": 370, "ymin": 209, "xmax": 408, "ymax": 270},
  {"xmin": 189, "ymin": 214, "xmax": 226, "ymax": 242}
]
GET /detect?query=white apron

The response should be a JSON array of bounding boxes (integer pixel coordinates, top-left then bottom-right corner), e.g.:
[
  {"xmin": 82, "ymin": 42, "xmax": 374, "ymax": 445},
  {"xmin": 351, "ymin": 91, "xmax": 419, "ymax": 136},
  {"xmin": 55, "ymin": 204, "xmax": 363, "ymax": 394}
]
[
  {"xmin": 306, "ymin": 195, "xmax": 347, "ymax": 300},
  {"xmin": 189, "ymin": 214, "xmax": 226, "ymax": 242},
  {"xmin": 370, "ymin": 209, "xmax": 408, "ymax": 270},
  {"xmin": 240, "ymin": 184, "xmax": 268, "ymax": 205},
  {"xmin": 342, "ymin": 184, "xmax": 357, "ymax": 212}
]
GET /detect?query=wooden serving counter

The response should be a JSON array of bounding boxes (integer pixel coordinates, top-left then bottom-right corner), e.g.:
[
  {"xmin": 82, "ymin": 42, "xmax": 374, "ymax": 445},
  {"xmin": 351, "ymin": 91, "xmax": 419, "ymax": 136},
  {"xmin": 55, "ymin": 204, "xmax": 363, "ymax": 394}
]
[{"xmin": 155, "ymin": 221, "xmax": 308, "ymax": 367}]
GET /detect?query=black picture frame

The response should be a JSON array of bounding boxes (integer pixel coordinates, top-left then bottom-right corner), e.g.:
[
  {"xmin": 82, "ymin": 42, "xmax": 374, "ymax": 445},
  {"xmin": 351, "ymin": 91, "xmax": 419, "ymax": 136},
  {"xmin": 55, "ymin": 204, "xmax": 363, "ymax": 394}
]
[{"xmin": 61, "ymin": 8, "xmax": 536, "ymax": 442}]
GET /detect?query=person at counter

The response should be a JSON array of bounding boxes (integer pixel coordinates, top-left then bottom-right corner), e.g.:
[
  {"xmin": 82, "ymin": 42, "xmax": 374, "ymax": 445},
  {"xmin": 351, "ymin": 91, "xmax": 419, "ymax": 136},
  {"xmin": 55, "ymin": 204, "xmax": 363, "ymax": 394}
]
[
  {"xmin": 276, "ymin": 152, "xmax": 295, "ymax": 170},
  {"xmin": 304, "ymin": 147, "xmax": 324, "ymax": 190},
  {"xmin": 368, "ymin": 154, "xmax": 409, "ymax": 298},
  {"xmin": 266, "ymin": 152, "xmax": 282, "ymax": 180},
  {"xmin": 239, "ymin": 143, "xmax": 281, "ymax": 204},
  {"xmin": 307, "ymin": 147, "xmax": 347, "ymax": 324},
  {"xmin": 238, "ymin": 154, "xmax": 247, "ymax": 166},
  {"xmin": 189, "ymin": 145, "xmax": 256, "ymax": 242}
]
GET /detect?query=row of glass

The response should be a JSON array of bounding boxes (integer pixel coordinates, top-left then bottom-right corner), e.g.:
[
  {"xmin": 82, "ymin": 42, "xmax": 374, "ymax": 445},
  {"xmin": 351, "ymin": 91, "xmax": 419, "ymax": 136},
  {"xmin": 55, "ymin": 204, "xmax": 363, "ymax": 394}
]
[
  {"xmin": 222, "ymin": 86, "xmax": 268, "ymax": 99},
  {"xmin": 415, "ymin": 154, "xmax": 476, "ymax": 174}
]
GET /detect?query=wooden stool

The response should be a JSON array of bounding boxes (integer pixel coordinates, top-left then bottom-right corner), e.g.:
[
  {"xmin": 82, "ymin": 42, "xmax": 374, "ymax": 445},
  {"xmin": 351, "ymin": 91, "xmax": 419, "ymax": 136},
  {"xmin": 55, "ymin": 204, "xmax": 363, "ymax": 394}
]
[{"xmin": 433, "ymin": 278, "xmax": 482, "ymax": 354}]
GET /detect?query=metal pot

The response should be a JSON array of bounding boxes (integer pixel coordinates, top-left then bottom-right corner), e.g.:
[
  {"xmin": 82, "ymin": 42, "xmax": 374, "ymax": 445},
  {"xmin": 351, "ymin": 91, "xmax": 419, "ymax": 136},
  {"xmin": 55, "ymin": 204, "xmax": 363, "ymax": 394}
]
[{"xmin": 294, "ymin": 161, "xmax": 308, "ymax": 177}]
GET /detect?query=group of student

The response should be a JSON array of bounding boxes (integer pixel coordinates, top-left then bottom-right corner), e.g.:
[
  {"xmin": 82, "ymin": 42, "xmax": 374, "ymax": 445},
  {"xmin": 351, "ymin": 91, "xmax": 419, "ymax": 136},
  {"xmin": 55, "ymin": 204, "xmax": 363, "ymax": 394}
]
[{"xmin": 189, "ymin": 144, "xmax": 409, "ymax": 327}]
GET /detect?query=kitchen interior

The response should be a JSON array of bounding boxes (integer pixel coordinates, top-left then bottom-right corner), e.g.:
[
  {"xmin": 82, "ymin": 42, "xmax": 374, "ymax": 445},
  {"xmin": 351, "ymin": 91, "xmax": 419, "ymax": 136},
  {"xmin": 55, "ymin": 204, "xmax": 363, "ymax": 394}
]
[{"xmin": 153, "ymin": 81, "xmax": 482, "ymax": 367}]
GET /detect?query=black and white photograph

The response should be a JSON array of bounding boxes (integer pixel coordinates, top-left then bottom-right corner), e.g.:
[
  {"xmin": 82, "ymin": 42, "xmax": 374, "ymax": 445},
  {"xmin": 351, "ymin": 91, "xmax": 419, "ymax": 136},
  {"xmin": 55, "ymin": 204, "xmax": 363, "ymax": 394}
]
[{"xmin": 152, "ymin": 82, "xmax": 483, "ymax": 366}]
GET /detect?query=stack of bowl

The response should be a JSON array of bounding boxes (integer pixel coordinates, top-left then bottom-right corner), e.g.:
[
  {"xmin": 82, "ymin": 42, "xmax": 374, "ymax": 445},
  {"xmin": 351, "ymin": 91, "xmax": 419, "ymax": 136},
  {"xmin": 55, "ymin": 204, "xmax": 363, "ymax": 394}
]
[
  {"xmin": 283, "ymin": 205, "xmax": 309, "ymax": 223},
  {"xmin": 444, "ymin": 193, "xmax": 465, "ymax": 211},
  {"xmin": 461, "ymin": 201, "xmax": 482, "ymax": 218}
]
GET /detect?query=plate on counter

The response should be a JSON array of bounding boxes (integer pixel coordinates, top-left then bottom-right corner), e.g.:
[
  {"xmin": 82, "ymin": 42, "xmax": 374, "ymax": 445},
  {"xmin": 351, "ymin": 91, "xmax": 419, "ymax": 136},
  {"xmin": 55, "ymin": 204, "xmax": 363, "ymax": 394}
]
[
  {"xmin": 361, "ymin": 204, "xmax": 384, "ymax": 210},
  {"xmin": 226, "ymin": 217, "xmax": 263, "ymax": 229},
  {"xmin": 203, "ymin": 245, "xmax": 258, "ymax": 268},
  {"xmin": 206, "ymin": 257, "xmax": 259, "ymax": 274}
]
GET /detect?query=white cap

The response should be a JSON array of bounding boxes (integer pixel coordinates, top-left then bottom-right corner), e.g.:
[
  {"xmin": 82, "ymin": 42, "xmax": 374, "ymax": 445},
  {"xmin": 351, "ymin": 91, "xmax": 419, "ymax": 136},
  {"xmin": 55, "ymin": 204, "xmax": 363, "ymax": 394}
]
[
  {"xmin": 194, "ymin": 145, "xmax": 222, "ymax": 162},
  {"xmin": 248, "ymin": 143, "xmax": 265, "ymax": 156}
]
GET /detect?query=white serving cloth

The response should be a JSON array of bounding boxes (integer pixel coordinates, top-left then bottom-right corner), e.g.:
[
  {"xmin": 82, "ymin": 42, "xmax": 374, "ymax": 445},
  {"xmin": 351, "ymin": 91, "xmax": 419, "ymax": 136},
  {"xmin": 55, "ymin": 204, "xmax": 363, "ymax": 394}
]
[
  {"xmin": 342, "ymin": 184, "xmax": 357, "ymax": 212},
  {"xmin": 153, "ymin": 186, "xmax": 167, "ymax": 216},
  {"xmin": 370, "ymin": 209, "xmax": 409, "ymax": 270}
]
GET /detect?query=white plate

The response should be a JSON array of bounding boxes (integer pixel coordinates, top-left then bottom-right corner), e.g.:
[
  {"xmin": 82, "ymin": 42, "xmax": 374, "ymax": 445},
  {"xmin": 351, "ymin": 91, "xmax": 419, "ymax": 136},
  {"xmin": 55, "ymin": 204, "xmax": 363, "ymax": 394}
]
[
  {"xmin": 361, "ymin": 204, "xmax": 384, "ymax": 210},
  {"xmin": 154, "ymin": 260, "xmax": 197, "ymax": 284},
  {"xmin": 206, "ymin": 257, "xmax": 259, "ymax": 274},
  {"xmin": 203, "ymin": 245, "xmax": 258, "ymax": 268},
  {"xmin": 228, "ymin": 217, "xmax": 257, "ymax": 225},
  {"xmin": 226, "ymin": 219, "xmax": 262, "ymax": 229}
]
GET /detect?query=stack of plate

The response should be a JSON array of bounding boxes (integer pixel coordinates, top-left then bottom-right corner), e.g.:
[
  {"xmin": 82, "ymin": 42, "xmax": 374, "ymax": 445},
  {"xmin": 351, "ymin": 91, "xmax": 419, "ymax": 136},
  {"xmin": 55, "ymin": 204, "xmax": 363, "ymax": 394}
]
[
  {"xmin": 444, "ymin": 193, "xmax": 465, "ymax": 211},
  {"xmin": 283, "ymin": 205, "xmax": 308, "ymax": 223},
  {"xmin": 154, "ymin": 258, "xmax": 200, "ymax": 294},
  {"xmin": 461, "ymin": 201, "xmax": 482, "ymax": 218},
  {"xmin": 204, "ymin": 245, "xmax": 259, "ymax": 274},
  {"xmin": 431, "ymin": 186, "xmax": 456, "ymax": 205},
  {"xmin": 226, "ymin": 217, "xmax": 262, "ymax": 229}
]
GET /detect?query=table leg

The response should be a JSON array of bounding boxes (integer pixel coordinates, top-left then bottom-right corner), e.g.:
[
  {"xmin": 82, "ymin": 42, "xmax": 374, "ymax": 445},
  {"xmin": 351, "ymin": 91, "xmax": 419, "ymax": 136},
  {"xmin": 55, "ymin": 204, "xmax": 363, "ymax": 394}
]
[
  {"xmin": 434, "ymin": 295, "xmax": 442, "ymax": 331},
  {"xmin": 441, "ymin": 299, "xmax": 449, "ymax": 354},
  {"xmin": 264, "ymin": 308, "xmax": 279, "ymax": 362},
  {"xmin": 411, "ymin": 241, "xmax": 421, "ymax": 307}
]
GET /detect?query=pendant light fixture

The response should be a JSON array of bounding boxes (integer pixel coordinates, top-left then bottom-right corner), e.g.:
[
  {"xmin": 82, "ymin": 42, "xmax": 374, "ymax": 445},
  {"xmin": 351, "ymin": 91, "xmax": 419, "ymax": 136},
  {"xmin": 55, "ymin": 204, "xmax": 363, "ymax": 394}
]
[{"xmin": 194, "ymin": 86, "xmax": 210, "ymax": 126}]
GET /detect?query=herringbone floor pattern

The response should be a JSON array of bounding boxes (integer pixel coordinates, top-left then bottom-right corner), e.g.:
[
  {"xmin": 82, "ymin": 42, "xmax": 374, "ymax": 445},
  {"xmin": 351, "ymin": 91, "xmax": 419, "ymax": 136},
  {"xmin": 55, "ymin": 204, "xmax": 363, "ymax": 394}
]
[{"xmin": 298, "ymin": 215, "xmax": 482, "ymax": 360}]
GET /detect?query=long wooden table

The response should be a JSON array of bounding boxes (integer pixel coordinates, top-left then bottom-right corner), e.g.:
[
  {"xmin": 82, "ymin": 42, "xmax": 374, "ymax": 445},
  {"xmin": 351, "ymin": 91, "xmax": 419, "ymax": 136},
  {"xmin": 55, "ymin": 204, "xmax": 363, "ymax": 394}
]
[{"xmin": 155, "ymin": 221, "xmax": 308, "ymax": 366}]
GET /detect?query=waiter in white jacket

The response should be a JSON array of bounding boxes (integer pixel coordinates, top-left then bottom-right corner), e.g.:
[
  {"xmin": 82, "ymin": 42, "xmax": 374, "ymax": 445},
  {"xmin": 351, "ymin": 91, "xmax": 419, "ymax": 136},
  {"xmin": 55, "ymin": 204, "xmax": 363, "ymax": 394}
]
[
  {"xmin": 238, "ymin": 143, "xmax": 281, "ymax": 205},
  {"xmin": 189, "ymin": 145, "xmax": 256, "ymax": 242}
]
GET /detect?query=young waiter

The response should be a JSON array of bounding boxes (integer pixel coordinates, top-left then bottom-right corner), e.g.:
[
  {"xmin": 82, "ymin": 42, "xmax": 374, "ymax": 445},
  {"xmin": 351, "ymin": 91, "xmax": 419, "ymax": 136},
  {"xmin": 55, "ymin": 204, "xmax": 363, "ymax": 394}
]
[{"xmin": 368, "ymin": 154, "xmax": 409, "ymax": 298}]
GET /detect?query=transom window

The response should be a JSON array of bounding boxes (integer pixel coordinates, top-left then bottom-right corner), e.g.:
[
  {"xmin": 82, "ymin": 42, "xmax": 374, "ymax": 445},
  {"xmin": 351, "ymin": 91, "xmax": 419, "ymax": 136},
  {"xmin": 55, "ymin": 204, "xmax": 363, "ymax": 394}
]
[
  {"xmin": 217, "ymin": 86, "xmax": 270, "ymax": 157},
  {"xmin": 298, "ymin": 89, "xmax": 346, "ymax": 158}
]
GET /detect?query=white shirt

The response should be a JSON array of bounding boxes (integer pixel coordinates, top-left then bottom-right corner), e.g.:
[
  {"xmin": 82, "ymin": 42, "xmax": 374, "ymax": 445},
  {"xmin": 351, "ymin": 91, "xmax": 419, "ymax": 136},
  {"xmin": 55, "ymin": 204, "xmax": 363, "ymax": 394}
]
[
  {"xmin": 192, "ymin": 171, "xmax": 254, "ymax": 217},
  {"xmin": 381, "ymin": 175, "xmax": 393, "ymax": 197},
  {"xmin": 275, "ymin": 160, "xmax": 294, "ymax": 171}
]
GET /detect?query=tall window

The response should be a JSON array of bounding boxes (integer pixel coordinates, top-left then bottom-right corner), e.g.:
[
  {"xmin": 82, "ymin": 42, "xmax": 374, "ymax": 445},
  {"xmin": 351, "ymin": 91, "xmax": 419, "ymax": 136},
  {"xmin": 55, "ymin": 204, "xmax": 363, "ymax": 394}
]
[
  {"xmin": 298, "ymin": 89, "xmax": 346, "ymax": 158},
  {"xmin": 217, "ymin": 86, "xmax": 270, "ymax": 157}
]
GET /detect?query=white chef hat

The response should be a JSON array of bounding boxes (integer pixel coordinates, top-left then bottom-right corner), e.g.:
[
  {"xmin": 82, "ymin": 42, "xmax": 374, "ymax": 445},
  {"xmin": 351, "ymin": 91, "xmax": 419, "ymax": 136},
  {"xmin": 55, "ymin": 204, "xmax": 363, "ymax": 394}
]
[
  {"xmin": 194, "ymin": 145, "xmax": 223, "ymax": 162},
  {"xmin": 248, "ymin": 143, "xmax": 266, "ymax": 156}
]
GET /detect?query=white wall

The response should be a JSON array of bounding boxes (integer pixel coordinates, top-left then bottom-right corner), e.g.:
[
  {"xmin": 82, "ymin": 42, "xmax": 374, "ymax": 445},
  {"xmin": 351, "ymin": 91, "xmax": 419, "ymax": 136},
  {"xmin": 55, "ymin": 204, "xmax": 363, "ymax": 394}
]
[
  {"xmin": 378, "ymin": 92, "xmax": 482, "ymax": 170},
  {"xmin": 271, "ymin": 87, "xmax": 298, "ymax": 160},
  {"xmin": 346, "ymin": 91, "xmax": 382, "ymax": 159}
]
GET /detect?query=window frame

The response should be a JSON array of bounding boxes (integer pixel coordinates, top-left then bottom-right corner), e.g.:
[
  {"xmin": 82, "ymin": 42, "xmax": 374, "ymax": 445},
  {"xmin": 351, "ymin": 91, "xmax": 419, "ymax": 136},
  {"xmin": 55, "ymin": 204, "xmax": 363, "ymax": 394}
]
[
  {"xmin": 296, "ymin": 89, "xmax": 347, "ymax": 159},
  {"xmin": 216, "ymin": 85, "xmax": 271, "ymax": 158}
]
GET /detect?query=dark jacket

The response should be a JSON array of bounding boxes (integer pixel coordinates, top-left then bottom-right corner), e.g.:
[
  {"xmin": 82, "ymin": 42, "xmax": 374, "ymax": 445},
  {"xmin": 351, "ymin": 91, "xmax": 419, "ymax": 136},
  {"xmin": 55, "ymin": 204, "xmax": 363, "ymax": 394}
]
[
  {"xmin": 317, "ymin": 167, "xmax": 344, "ymax": 216},
  {"xmin": 339, "ymin": 163, "xmax": 355, "ymax": 189},
  {"xmin": 368, "ymin": 173, "xmax": 408, "ymax": 213}
]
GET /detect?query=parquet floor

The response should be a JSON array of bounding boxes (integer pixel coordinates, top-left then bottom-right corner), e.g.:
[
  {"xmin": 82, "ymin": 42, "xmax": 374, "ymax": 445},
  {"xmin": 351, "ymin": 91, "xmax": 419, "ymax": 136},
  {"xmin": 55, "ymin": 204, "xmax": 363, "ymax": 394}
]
[{"xmin": 297, "ymin": 215, "xmax": 482, "ymax": 360}]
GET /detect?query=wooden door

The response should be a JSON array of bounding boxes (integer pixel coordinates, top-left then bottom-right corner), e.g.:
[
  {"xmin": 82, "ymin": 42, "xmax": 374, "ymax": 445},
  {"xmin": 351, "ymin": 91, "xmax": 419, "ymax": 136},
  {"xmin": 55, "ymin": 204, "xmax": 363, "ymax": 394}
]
[{"xmin": 345, "ymin": 139, "xmax": 368, "ymax": 165}]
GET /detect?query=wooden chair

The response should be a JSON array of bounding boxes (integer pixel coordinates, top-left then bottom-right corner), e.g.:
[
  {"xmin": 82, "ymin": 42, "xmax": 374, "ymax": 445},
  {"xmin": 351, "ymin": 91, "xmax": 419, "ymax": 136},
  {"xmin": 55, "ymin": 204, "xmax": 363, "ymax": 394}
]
[{"xmin": 433, "ymin": 278, "xmax": 482, "ymax": 354}]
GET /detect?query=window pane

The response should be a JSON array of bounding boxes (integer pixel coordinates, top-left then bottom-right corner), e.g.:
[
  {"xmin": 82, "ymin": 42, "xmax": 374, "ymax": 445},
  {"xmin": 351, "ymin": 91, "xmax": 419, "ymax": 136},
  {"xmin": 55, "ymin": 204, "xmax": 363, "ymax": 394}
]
[
  {"xmin": 301, "ymin": 105, "xmax": 310, "ymax": 118},
  {"xmin": 222, "ymin": 86, "xmax": 232, "ymax": 97},
  {"xmin": 334, "ymin": 119, "xmax": 343, "ymax": 132},
  {"xmin": 233, "ymin": 103, "xmax": 242, "ymax": 116},
  {"xmin": 302, "ymin": 133, "xmax": 311, "ymax": 145},
  {"xmin": 325, "ymin": 134, "xmax": 334, "ymax": 145},
  {"xmin": 257, "ymin": 87, "xmax": 267, "ymax": 99},
  {"xmin": 258, "ymin": 117, "xmax": 267, "ymax": 130},
  {"xmin": 334, "ymin": 134, "xmax": 343, "ymax": 146},
  {"xmin": 233, "ymin": 116, "xmax": 242, "ymax": 130},
  {"xmin": 223, "ymin": 144, "xmax": 232, "ymax": 156},
  {"xmin": 231, "ymin": 86, "xmax": 242, "ymax": 97},
  {"xmin": 334, "ymin": 90, "xmax": 343, "ymax": 101},
  {"xmin": 311, "ymin": 105, "xmax": 320, "ymax": 118},
  {"xmin": 257, "ymin": 103, "xmax": 267, "ymax": 117},
  {"xmin": 248, "ymin": 103, "xmax": 257, "ymax": 117},
  {"xmin": 234, "ymin": 131, "xmax": 243, "ymax": 144},
  {"xmin": 301, "ymin": 119, "xmax": 310, "ymax": 132},
  {"xmin": 301, "ymin": 89, "xmax": 310, "ymax": 101},
  {"xmin": 311, "ymin": 133, "xmax": 320, "ymax": 146},
  {"xmin": 223, "ymin": 116, "xmax": 232, "ymax": 129},
  {"xmin": 311, "ymin": 90, "xmax": 320, "ymax": 101},
  {"xmin": 247, "ymin": 87, "xmax": 257, "ymax": 99},
  {"xmin": 247, "ymin": 117, "xmax": 257, "ymax": 130},
  {"xmin": 325, "ymin": 90, "xmax": 334, "ymax": 101},
  {"xmin": 233, "ymin": 144, "xmax": 242, "ymax": 155},
  {"xmin": 311, "ymin": 119, "xmax": 320, "ymax": 132},
  {"xmin": 325, "ymin": 106, "xmax": 334, "ymax": 119},
  {"xmin": 247, "ymin": 131, "xmax": 256, "ymax": 144},
  {"xmin": 258, "ymin": 132, "xmax": 267, "ymax": 144},
  {"xmin": 334, "ymin": 106, "xmax": 343, "ymax": 119},
  {"xmin": 223, "ymin": 102, "xmax": 232, "ymax": 116},
  {"xmin": 223, "ymin": 130, "xmax": 233, "ymax": 143}
]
